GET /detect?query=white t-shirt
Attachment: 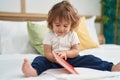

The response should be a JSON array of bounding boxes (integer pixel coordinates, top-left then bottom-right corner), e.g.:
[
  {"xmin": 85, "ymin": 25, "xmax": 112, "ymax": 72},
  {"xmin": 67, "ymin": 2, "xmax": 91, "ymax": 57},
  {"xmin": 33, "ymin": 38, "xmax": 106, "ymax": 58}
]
[{"xmin": 43, "ymin": 30, "xmax": 80, "ymax": 52}]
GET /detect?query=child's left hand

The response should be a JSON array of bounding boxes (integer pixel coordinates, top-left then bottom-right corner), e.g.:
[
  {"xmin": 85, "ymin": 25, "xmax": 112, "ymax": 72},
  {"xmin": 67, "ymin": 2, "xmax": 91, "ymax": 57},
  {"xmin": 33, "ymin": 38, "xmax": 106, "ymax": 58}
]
[{"xmin": 56, "ymin": 51, "xmax": 67, "ymax": 60}]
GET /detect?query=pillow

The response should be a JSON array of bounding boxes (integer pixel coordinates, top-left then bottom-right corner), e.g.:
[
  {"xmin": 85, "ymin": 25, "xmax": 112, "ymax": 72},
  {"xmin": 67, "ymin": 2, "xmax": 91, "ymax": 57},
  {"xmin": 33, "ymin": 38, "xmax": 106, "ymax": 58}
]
[
  {"xmin": 0, "ymin": 21, "xmax": 36, "ymax": 54},
  {"xmin": 27, "ymin": 21, "xmax": 49, "ymax": 55},
  {"xmin": 86, "ymin": 16, "xmax": 99, "ymax": 45},
  {"xmin": 74, "ymin": 16, "xmax": 99, "ymax": 50},
  {"xmin": 0, "ymin": 21, "xmax": 2, "ymax": 54}
]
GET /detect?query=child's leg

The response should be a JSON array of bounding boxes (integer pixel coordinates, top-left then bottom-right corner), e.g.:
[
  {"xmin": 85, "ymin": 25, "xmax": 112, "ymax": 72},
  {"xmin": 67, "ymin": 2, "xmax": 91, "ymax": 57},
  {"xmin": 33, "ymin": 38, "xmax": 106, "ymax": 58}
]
[
  {"xmin": 30, "ymin": 56, "xmax": 63, "ymax": 75},
  {"xmin": 31, "ymin": 56, "xmax": 53, "ymax": 75},
  {"xmin": 67, "ymin": 55, "xmax": 113, "ymax": 71}
]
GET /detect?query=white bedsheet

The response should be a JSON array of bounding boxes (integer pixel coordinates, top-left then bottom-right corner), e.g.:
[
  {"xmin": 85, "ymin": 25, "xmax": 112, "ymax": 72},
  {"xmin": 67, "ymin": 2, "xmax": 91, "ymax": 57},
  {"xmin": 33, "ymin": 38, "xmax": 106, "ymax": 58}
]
[
  {"xmin": 80, "ymin": 44, "xmax": 120, "ymax": 64},
  {"xmin": 0, "ymin": 44, "xmax": 120, "ymax": 80}
]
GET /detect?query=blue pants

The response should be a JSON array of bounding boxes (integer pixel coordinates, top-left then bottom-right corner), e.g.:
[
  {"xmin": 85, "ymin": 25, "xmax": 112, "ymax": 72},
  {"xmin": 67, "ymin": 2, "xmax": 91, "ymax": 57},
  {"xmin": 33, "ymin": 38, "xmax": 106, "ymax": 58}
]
[{"xmin": 31, "ymin": 55, "xmax": 113, "ymax": 75}]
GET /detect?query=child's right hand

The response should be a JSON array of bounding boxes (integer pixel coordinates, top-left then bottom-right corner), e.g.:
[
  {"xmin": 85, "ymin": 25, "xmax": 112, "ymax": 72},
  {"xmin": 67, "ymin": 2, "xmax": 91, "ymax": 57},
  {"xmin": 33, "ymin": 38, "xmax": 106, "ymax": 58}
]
[{"xmin": 55, "ymin": 51, "xmax": 67, "ymax": 60}]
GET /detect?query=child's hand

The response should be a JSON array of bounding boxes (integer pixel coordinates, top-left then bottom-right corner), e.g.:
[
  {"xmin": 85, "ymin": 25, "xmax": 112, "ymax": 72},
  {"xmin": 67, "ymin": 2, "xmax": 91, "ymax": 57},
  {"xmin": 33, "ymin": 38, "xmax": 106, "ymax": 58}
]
[{"xmin": 56, "ymin": 51, "xmax": 67, "ymax": 60}]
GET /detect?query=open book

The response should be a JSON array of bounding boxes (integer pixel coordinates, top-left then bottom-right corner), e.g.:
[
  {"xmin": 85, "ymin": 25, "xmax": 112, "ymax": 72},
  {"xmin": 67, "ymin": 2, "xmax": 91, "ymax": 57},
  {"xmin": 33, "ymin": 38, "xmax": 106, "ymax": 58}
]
[{"xmin": 53, "ymin": 52, "xmax": 79, "ymax": 74}]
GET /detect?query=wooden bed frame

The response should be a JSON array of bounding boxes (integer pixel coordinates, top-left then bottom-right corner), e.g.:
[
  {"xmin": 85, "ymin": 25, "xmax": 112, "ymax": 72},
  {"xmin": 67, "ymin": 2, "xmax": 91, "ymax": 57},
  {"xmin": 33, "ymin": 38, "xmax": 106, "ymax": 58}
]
[{"xmin": 0, "ymin": 12, "xmax": 101, "ymax": 22}]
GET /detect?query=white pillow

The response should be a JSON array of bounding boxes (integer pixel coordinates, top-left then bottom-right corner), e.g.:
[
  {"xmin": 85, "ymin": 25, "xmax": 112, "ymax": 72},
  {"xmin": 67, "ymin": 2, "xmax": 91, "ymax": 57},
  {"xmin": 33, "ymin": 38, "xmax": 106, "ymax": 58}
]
[
  {"xmin": 0, "ymin": 35, "xmax": 1, "ymax": 54},
  {"xmin": 0, "ymin": 21, "xmax": 2, "ymax": 54},
  {"xmin": 86, "ymin": 16, "xmax": 99, "ymax": 45},
  {"xmin": 0, "ymin": 21, "xmax": 36, "ymax": 54}
]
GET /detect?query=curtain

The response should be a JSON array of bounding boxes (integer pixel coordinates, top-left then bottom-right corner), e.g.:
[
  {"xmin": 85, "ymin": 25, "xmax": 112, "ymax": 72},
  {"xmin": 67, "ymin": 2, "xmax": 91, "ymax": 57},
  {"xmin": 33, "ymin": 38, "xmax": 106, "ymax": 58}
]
[{"xmin": 101, "ymin": 0, "xmax": 120, "ymax": 44}]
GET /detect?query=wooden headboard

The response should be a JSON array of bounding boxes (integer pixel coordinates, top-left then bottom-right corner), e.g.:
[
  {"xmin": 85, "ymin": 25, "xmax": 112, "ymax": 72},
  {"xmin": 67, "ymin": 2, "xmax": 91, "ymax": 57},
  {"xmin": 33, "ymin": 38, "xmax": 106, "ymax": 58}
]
[{"xmin": 0, "ymin": 12, "xmax": 101, "ymax": 23}]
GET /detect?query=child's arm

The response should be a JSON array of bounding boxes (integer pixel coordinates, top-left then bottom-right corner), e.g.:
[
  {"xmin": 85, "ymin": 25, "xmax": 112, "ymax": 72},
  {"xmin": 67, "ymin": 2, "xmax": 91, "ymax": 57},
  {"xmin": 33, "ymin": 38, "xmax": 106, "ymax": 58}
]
[
  {"xmin": 44, "ymin": 44, "xmax": 56, "ymax": 63},
  {"xmin": 66, "ymin": 44, "xmax": 80, "ymax": 58}
]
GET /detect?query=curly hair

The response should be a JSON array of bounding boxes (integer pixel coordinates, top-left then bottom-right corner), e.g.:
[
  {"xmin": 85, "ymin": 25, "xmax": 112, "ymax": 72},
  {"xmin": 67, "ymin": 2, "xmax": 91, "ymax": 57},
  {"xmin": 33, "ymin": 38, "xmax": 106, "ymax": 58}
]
[{"xmin": 47, "ymin": 1, "xmax": 80, "ymax": 30}]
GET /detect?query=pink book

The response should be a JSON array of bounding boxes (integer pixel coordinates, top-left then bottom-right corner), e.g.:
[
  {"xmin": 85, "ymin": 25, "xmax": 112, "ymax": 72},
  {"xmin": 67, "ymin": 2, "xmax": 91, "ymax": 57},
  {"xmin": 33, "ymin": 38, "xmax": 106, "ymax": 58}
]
[{"xmin": 53, "ymin": 52, "xmax": 79, "ymax": 74}]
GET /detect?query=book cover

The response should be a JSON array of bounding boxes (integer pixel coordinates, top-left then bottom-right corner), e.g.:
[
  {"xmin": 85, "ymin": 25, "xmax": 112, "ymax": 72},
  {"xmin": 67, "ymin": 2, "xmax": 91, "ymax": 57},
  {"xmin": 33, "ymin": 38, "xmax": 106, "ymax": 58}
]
[{"xmin": 53, "ymin": 52, "xmax": 79, "ymax": 74}]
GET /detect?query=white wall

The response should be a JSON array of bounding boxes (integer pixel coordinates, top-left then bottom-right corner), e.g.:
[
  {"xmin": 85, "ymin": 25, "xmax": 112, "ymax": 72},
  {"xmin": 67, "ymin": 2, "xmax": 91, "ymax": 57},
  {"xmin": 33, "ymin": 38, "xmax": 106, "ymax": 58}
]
[
  {"xmin": 69, "ymin": 0, "xmax": 101, "ymax": 35},
  {"xmin": 70, "ymin": 0, "xmax": 101, "ymax": 16},
  {"xmin": 0, "ymin": 0, "xmax": 101, "ymax": 34},
  {"xmin": 0, "ymin": 0, "xmax": 21, "ymax": 12},
  {"xmin": 26, "ymin": 0, "xmax": 63, "ymax": 14}
]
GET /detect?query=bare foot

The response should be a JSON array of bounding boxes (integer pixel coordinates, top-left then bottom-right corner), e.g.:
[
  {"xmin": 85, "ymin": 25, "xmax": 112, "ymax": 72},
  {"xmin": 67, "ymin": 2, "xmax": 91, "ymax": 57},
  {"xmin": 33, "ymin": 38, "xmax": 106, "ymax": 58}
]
[
  {"xmin": 22, "ymin": 58, "xmax": 38, "ymax": 77},
  {"xmin": 112, "ymin": 62, "xmax": 120, "ymax": 71}
]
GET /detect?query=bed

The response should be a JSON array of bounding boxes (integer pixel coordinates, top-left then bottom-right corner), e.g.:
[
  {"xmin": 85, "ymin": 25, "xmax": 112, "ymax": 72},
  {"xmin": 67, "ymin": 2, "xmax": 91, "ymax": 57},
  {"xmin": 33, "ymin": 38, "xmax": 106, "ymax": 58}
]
[{"xmin": 0, "ymin": 14, "xmax": 120, "ymax": 80}]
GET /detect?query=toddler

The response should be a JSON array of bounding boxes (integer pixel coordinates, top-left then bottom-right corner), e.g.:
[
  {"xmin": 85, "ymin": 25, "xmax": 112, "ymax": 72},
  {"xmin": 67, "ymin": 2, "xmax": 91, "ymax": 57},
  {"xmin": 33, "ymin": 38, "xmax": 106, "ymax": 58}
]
[{"xmin": 22, "ymin": 1, "xmax": 120, "ymax": 77}]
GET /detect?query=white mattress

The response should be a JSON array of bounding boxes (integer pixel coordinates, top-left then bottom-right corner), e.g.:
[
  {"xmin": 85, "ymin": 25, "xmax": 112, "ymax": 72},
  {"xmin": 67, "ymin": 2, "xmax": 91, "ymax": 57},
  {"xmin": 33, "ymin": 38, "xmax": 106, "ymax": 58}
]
[{"xmin": 1, "ymin": 44, "xmax": 120, "ymax": 80}]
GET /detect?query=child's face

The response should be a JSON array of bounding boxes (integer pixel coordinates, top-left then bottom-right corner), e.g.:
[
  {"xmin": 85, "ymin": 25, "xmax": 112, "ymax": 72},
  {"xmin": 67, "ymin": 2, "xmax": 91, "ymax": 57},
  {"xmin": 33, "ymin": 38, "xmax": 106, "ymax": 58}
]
[{"xmin": 52, "ymin": 19, "xmax": 71, "ymax": 36}]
